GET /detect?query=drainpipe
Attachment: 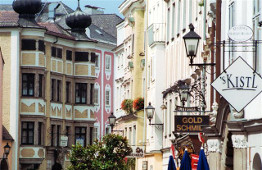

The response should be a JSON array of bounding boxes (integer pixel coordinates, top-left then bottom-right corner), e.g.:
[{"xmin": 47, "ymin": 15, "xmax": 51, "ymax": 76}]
[{"xmin": 203, "ymin": 0, "xmax": 206, "ymax": 41}]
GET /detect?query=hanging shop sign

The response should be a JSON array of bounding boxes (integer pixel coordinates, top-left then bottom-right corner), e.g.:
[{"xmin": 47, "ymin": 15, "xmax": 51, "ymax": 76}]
[
  {"xmin": 174, "ymin": 115, "xmax": 209, "ymax": 133},
  {"xmin": 175, "ymin": 105, "xmax": 199, "ymax": 112},
  {"xmin": 228, "ymin": 25, "xmax": 253, "ymax": 42},
  {"xmin": 60, "ymin": 135, "xmax": 68, "ymax": 147},
  {"xmin": 212, "ymin": 57, "xmax": 262, "ymax": 112},
  {"xmin": 127, "ymin": 147, "xmax": 144, "ymax": 158}
]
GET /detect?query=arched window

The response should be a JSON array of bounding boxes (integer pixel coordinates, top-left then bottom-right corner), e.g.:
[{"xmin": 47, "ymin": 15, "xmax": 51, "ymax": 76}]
[{"xmin": 253, "ymin": 153, "xmax": 262, "ymax": 170}]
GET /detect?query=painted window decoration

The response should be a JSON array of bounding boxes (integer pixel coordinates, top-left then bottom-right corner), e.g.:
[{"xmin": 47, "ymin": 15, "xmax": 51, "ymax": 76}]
[
  {"xmin": 105, "ymin": 55, "xmax": 111, "ymax": 70},
  {"xmin": 21, "ymin": 122, "xmax": 34, "ymax": 145},
  {"xmin": 75, "ymin": 83, "xmax": 87, "ymax": 104},
  {"xmin": 75, "ymin": 127, "xmax": 86, "ymax": 147},
  {"xmin": 22, "ymin": 73, "xmax": 35, "ymax": 96},
  {"xmin": 105, "ymin": 89, "xmax": 110, "ymax": 106}
]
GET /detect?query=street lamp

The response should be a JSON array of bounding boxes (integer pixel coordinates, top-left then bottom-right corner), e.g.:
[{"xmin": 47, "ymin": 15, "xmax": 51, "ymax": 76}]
[
  {"xmin": 108, "ymin": 112, "xmax": 116, "ymax": 130},
  {"xmin": 107, "ymin": 112, "xmax": 124, "ymax": 133},
  {"xmin": 177, "ymin": 81, "xmax": 190, "ymax": 107},
  {"xmin": 183, "ymin": 24, "xmax": 215, "ymax": 66},
  {"xmin": 0, "ymin": 143, "xmax": 11, "ymax": 159},
  {"xmin": 183, "ymin": 23, "xmax": 201, "ymax": 65},
  {"xmin": 145, "ymin": 102, "xmax": 163, "ymax": 126}
]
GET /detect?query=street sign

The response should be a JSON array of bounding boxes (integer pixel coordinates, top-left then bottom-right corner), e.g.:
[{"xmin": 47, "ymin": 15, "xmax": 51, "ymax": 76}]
[
  {"xmin": 174, "ymin": 115, "xmax": 209, "ymax": 133},
  {"xmin": 212, "ymin": 57, "xmax": 262, "ymax": 112},
  {"xmin": 175, "ymin": 105, "xmax": 199, "ymax": 111}
]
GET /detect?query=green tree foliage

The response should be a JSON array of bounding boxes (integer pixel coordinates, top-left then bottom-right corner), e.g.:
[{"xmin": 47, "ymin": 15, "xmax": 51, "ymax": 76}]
[{"xmin": 68, "ymin": 134, "xmax": 133, "ymax": 170}]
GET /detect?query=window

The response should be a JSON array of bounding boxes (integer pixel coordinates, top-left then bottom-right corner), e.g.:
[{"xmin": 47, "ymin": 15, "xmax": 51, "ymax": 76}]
[
  {"xmin": 90, "ymin": 127, "xmax": 93, "ymax": 144},
  {"xmin": 253, "ymin": 0, "xmax": 261, "ymax": 72},
  {"xmin": 172, "ymin": 4, "xmax": 176, "ymax": 38},
  {"xmin": 57, "ymin": 125, "xmax": 60, "ymax": 146},
  {"xmin": 75, "ymin": 83, "xmax": 87, "ymax": 104},
  {"xmin": 75, "ymin": 127, "xmax": 86, "ymax": 147},
  {"xmin": 94, "ymin": 88, "xmax": 99, "ymax": 104},
  {"xmin": 189, "ymin": 0, "xmax": 192, "ymax": 24},
  {"xmin": 90, "ymin": 84, "xmax": 94, "ymax": 104},
  {"xmin": 66, "ymin": 126, "xmax": 70, "ymax": 146},
  {"xmin": 105, "ymin": 55, "xmax": 111, "ymax": 70},
  {"xmin": 129, "ymin": 127, "xmax": 132, "ymax": 144},
  {"xmin": 51, "ymin": 79, "xmax": 62, "ymax": 102},
  {"xmin": 38, "ymin": 40, "xmax": 45, "ymax": 53},
  {"xmin": 51, "ymin": 47, "xmax": 62, "ymax": 58},
  {"xmin": 75, "ymin": 52, "xmax": 89, "ymax": 62},
  {"xmin": 22, "ymin": 73, "xmax": 35, "ymax": 96},
  {"xmin": 105, "ymin": 90, "xmax": 110, "ymax": 106},
  {"xmin": 66, "ymin": 82, "xmax": 71, "ymax": 103},
  {"xmin": 66, "ymin": 50, "xmax": 72, "ymax": 61},
  {"xmin": 95, "ymin": 55, "xmax": 99, "ymax": 67},
  {"xmin": 22, "ymin": 39, "xmax": 36, "ymax": 51},
  {"xmin": 51, "ymin": 125, "xmax": 55, "ymax": 146},
  {"xmin": 91, "ymin": 52, "xmax": 96, "ymax": 63},
  {"xmin": 21, "ymin": 122, "xmax": 34, "ymax": 145},
  {"xmin": 57, "ymin": 80, "xmax": 61, "ymax": 102},
  {"xmin": 92, "ymin": 127, "xmax": 98, "ymax": 143},
  {"xmin": 133, "ymin": 126, "xmax": 136, "ymax": 145},
  {"xmin": 51, "ymin": 79, "xmax": 55, "ymax": 101},
  {"xmin": 177, "ymin": 0, "xmax": 181, "ymax": 35},
  {"xmin": 51, "ymin": 47, "xmax": 56, "ymax": 57},
  {"xmin": 167, "ymin": 8, "xmax": 170, "ymax": 40},
  {"xmin": 183, "ymin": 0, "xmax": 187, "ymax": 29},
  {"xmin": 39, "ymin": 74, "xmax": 43, "ymax": 97},
  {"xmin": 38, "ymin": 122, "xmax": 42, "ymax": 145}
]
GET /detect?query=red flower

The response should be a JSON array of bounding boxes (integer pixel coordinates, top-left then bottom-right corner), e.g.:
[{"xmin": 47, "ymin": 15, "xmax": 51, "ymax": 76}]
[{"xmin": 133, "ymin": 97, "xmax": 144, "ymax": 111}]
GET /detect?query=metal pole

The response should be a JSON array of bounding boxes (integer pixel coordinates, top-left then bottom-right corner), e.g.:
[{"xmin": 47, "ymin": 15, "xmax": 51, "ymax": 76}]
[
  {"xmin": 201, "ymin": 65, "xmax": 206, "ymax": 114},
  {"xmin": 216, "ymin": 0, "xmax": 222, "ymax": 104}
]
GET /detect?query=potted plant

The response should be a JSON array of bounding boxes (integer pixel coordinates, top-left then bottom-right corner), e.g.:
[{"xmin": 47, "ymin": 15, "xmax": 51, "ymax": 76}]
[
  {"xmin": 133, "ymin": 97, "xmax": 144, "ymax": 111},
  {"xmin": 121, "ymin": 99, "xmax": 133, "ymax": 114}
]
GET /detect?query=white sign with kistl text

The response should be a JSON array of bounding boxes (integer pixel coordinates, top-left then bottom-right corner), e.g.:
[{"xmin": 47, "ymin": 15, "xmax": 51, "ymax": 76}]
[{"xmin": 212, "ymin": 57, "xmax": 262, "ymax": 112}]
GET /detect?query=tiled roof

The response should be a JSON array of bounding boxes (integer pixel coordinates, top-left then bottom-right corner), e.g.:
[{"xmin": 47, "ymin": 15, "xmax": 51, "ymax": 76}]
[
  {"xmin": 91, "ymin": 14, "xmax": 123, "ymax": 38},
  {"xmin": 38, "ymin": 22, "xmax": 75, "ymax": 40},
  {"xmin": 2, "ymin": 126, "xmax": 14, "ymax": 141}
]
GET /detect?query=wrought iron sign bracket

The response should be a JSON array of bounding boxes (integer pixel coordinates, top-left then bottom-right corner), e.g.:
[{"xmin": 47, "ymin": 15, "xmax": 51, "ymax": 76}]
[{"xmin": 189, "ymin": 63, "xmax": 216, "ymax": 67}]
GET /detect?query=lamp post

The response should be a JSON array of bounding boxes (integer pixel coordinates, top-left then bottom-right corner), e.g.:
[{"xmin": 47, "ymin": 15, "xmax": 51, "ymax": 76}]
[
  {"xmin": 183, "ymin": 24, "xmax": 216, "ymax": 112},
  {"xmin": 145, "ymin": 102, "xmax": 163, "ymax": 126}
]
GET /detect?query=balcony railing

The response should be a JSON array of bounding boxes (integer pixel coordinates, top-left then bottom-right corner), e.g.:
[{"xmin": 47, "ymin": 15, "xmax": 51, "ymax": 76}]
[{"xmin": 147, "ymin": 23, "xmax": 166, "ymax": 47}]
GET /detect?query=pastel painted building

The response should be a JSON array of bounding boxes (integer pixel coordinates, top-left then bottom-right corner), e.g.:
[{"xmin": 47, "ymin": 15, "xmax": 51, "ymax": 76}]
[{"xmin": 0, "ymin": 0, "xmax": 122, "ymax": 169}]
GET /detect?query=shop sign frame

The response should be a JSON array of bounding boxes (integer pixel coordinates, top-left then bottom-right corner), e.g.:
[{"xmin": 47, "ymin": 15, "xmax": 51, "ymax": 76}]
[{"xmin": 174, "ymin": 115, "xmax": 209, "ymax": 133}]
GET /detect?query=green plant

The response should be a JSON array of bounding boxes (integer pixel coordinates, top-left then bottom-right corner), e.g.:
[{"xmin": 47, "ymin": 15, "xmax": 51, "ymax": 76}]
[
  {"xmin": 68, "ymin": 134, "xmax": 132, "ymax": 170},
  {"xmin": 133, "ymin": 97, "xmax": 144, "ymax": 111},
  {"xmin": 121, "ymin": 99, "xmax": 133, "ymax": 114}
]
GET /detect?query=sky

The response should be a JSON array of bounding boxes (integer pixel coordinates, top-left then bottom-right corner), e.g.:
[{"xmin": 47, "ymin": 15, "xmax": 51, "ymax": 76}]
[{"xmin": 0, "ymin": 0, "xmax": 124, "ymax": 18}]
